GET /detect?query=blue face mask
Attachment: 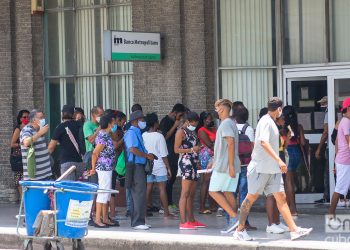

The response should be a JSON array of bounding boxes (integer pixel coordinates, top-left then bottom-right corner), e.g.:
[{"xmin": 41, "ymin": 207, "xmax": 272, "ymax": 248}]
[
  {"xmin": 138, "ymin": 121, "xmax": 147, "ymax": 130},
  {"xmin": 111, "ymin": 124, "xmax": 118, "ymax": 133},
  {"xmin": 39, "ymin": 119, "xmax": 46, "ymax": 127}
]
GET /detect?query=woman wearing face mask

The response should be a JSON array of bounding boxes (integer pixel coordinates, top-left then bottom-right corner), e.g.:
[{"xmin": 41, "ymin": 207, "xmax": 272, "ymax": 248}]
[
  {"xmin": 88, "ymin": 114, "xmax": 118, "ymax": 228},
  {"xmin": 282, "ymin": 106, "xmax": 305, "ymax": 218},
  {"xmin": 197, "ymin": 112, "xmax": 217, "ymax": 214},
  {"xmin": 10, "ymin": 109, "xmax": 30, "ymax": 197},
  {"xmin": 175, "ymin": 111, "xmax": 206, "ymax": 230}
]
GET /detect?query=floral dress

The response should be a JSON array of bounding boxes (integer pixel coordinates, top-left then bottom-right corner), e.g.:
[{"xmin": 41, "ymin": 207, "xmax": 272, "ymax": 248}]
[
  {"xmin": 178, "ymin": 128, "xmax": 200, "ymax": 181},
  {"xmin": 95, "ymin": 130, "xmax": 116, "ymax": 171}
]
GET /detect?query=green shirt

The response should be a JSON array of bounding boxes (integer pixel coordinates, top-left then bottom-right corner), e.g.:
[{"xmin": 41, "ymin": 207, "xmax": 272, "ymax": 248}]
[{"xmin": 83, "ymin": 120, "xmax": 99, "ymax": 152}]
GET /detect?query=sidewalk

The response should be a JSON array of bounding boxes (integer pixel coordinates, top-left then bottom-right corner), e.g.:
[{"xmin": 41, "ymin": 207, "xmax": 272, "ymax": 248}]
[{"xmin": 0, "ymin": 203, "xmax": 350, "ymax": 250}]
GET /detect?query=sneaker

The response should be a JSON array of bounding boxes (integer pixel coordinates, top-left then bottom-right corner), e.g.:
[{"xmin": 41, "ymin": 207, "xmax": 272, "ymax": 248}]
[
  {"xmin": 132, "ymin": 225, "xmax": 150, "ymax": 230},
  {"xmin": 145, "ymin": 224, "xmax": 152, "ymax": 228},
  {"xmin": 159, "ymin": 209, "xmax": 165, "ymax": 214},
  {"xmin": 216, "ymin": 208, "xmax": 224, "ymax": 217},
  {"xmin": 337, "ymin": 200, "xmax": 347, "ymax": 207},
  {"xmin": 290, "ymin": 227, "xmax": 313, "ymax": 241},
  {"xmin": 233, "ymin": 229, "xmax": 253, "ymax": 241},
  {"xmin": 266, "ymin": 224, "xmax": 285, "ymax": 234},
  {"xmin": 169, "ymin": 205, "xmax": 179, "ymax": 214},
  {"xmin": 314, "ymin": 198, "xmax": 329, "ymax": 204},
  {"xmin": 189, "ymin": 221, "xmax": 206, "ymax": 228},
  {"xmin": 277, "ymin": 222, "xmax": 289, "ymax": 232},
  {"xmin": 222, "ymin": 217, "xmax": 239, "ymax": 234},
  {"xmin": 179, "ymin": 222, "xmax": 197, "ymax": 230}
]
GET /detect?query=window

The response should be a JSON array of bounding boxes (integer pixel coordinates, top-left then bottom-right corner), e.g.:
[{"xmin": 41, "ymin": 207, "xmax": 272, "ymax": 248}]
[
  {"xmin": 218, "ymin": 0, "xmax": 277, "ymax": 126},
  {"xmin": 44, "ymin": 0, "xmax": 133, "ymax": 132}
]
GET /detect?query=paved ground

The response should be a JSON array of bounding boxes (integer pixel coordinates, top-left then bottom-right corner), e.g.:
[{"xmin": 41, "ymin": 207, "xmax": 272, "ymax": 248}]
[{"xmin": 0, "ymin": 203, "xmax": 350, "ymax": 249}]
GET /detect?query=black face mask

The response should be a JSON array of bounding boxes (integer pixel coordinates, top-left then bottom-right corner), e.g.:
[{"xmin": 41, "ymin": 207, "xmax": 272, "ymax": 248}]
[
  {"xmin": 321, "ymin": 107, "xmax": 327, "ymax": 112},
  {"xmin": 207, "ymin": 121, "xmax": 215, "ymax": 128}
]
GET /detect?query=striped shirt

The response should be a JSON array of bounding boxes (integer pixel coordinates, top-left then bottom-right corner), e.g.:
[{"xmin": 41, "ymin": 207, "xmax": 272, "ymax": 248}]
[{"xmin": 20, "ymin": 125, "xmax": 52, "ymax": 180}]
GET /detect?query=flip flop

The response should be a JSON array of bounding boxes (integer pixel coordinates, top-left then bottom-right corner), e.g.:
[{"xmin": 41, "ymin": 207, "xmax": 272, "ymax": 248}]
[{"xmin": 199, "ymin": 209, "xmax": 212, "ymax": 214}]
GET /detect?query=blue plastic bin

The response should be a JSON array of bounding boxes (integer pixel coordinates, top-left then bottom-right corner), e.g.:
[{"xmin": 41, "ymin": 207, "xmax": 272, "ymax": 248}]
[
  {"xmin": 20, "ymin": 180, "xmax": 55, "ymax": 236},
  {"xmin": 54, "ymin": 181, "xmax": 98, "ymax": 239}
]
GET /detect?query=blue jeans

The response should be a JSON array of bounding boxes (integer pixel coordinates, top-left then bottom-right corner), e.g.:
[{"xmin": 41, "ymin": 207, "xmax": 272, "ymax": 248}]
[{"xmin": 236, "ymin": 166, "xmax": 250, "ymax": 225}]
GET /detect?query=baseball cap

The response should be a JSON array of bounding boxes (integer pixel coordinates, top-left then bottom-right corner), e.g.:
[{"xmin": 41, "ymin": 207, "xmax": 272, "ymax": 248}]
[
  {"xmin": 317, "ymin": 96, "xmax": 328, "ymax": 107},
  {"xmin": 129, "ymin": 110, "xmax": 145, "ymax": 122},
  {"xmin": 341, "ymin": 98, "xmax": 350, "ymax": 112},
  {"xmin": 61, "ymin": 104, "xmax": 75, "ymax": 115}
]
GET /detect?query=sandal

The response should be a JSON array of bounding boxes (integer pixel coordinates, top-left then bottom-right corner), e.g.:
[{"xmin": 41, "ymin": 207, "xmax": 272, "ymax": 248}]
[
  {"xmin": 94, "ymin": 222, "xmax": 109, "ymax": 228},
  {"xmin": 199, "ymin": 209, "xmax": 212, "ymax": 214}
]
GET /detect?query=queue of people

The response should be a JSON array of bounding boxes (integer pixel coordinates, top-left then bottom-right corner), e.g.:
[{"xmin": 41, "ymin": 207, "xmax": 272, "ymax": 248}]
[{"xmin": 14, "ymin": 95, "xmax": 350, "ymax": 241}]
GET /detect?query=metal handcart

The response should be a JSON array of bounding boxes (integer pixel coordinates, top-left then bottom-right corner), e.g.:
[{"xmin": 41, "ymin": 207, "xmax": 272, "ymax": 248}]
[{"xmin": 16, "ymin": 167, "xmax": 118, "ymax": 250}]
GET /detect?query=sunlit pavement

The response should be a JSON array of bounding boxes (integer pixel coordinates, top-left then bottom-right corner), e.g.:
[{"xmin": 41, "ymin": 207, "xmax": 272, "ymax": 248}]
[{"xmin": 1, "ymin": 203, "xmax": 350, "ymax": 249}]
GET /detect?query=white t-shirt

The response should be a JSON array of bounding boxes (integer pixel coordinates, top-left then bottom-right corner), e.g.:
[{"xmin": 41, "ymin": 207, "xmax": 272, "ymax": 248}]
[
  {"xmin": 248, "ymin": 114, "xmax": 280, "ymax": 174},
  {"xmin": 236, "ymin": 123, "xmax": 255, "ymax": 142},
  {"xmin": 142, "ymin": 132, "xmax": 169, "ymax": 176}
]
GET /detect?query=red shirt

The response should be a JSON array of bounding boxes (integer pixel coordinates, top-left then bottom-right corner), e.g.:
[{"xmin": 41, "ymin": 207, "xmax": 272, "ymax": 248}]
[{"xmin": 198, "ymin": 127, "xmax": 217, "ymax": 145}]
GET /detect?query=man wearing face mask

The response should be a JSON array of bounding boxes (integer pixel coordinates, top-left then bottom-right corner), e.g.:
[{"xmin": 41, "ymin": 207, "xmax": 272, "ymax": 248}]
[
  {"xmin": 48, "ymin": 105, "xmax": 84, "ymax": 181},
  {"xmin": 83, "ymin": 105, "xmax": 104, "ymax": 184},
  {"xmin": 233, "ymin": 97, "xmax": 312, "ymax": 241},
  {"xmin": 124, "ymin": 110, "xmax": 155, "ymax": 230},
  {"xmin": 20, "ymin": 109, "xmax": 52, "ymax": 180}
]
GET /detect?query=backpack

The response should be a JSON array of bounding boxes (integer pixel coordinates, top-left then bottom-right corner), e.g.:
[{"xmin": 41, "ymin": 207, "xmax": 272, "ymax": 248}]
[{"xmin": 238, "ymin": 123, "xmax": 253, "ymax": 166}]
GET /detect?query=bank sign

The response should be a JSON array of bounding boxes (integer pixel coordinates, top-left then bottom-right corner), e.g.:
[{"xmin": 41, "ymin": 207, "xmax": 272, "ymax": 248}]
[{"xmin": 104, "ymin": 31, "xmax": 161, "ymax": 61}]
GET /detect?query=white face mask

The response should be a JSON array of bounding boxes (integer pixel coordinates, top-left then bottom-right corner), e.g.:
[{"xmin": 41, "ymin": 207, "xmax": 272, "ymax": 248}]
[
  {"xmin": 277, "ymin": 108, "xmax": 283, "ymax": 118},
  {"xmin": 138, "ymin": 121, "xmax": 147, "ymax": 130},
  {"xmin": 96, "ymin": 116, "xmax": 101, "ymax": 123},
  {"xmin": 39, "ymin": 119, "xmax": 46, "ymax": 127},
  {"xmin": 187, "ymin": 125, "xmax": 197, "ymax": 131}
]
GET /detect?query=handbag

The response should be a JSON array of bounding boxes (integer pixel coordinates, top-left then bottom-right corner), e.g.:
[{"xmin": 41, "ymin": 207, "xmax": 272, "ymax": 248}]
[
  {"xmin": 27, "ymin": 137, "xmax": 36, "ymax": 179},
  {"xmin": 144, "ymin": 159, "xmax": 154, "ymax": 175},
  {"xmin": 10, "ymin": 145, "xmax": 23, "ymax": 172},
  {"xmin": 115, "ymin": 150, "xmax": 126, "ymax": 176}
]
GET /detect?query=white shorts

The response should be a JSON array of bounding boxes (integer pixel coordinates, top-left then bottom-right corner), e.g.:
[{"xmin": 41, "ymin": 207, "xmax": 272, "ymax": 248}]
[
  {"xmin": 96, "ymin": 170, "xmax": 112, "ymax": 204},
  {"xmin": 247, "ymin": 167, "xmax": 284, "ymax": 196},
  {"xmin": 335, "ymin": 163, "xmax": 350, "ymax": 196}
]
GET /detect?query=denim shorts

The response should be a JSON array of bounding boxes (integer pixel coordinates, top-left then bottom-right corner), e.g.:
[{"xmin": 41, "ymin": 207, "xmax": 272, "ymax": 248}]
[
  {"xmin": 147, "ymin": 174, "xmax": 167, "ymax": 183},
  {"xmin": 287, "ymin": 145, "xmax": 301, "ymax": 172}
]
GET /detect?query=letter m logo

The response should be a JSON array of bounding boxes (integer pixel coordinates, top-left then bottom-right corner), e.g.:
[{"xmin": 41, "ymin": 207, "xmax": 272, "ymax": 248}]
[{"xmin": 114, "ymin": 37, "xmax": 123, "ymax": 44}]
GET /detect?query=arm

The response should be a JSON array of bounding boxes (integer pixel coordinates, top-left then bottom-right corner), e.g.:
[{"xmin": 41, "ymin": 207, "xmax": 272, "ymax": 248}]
[
  {"xmin": 48, "ymin": 140, "xmax": 58, "ymax": 154},
  {"xmin": 10, "ymin": 128, "xmax": 21, "ymax": 148},
  {"xmin": 198, "ymin": 130, "xmax": 214, "ymax": 149},
  {"xmin": 89, "ymin": 143, "xmax": 105, "ymax": 175},
  {"xmin": 87, "ymin": 128, "xmax": 100, "ymax": 144},
  {"xmin": 174, "ymin": 129, "xmax": 200, "ymax": 154},
  {"xmin": 22, "ymin": 125, "xmax": 49, "ymax": 147},
  {"xmin": 164, "ymin": 120, "xmax": 180, "ymax": 140},
  {"xmin": 261, "ymin": 140, "xmax": 287, "ymax": 173},
  {"xmin": 226, "ymin": 137, "xmax": 236, "ymax": 178},
  {"xmin": 162, "ymin": 157, "xmax": 172, "ymax": 179},
  {"xmin": 315, "ymin": 124, "xmax": 328, "ymax": 159},
  {"xmin": 298, "ymin": 124, "xmax": 306, "ymax": 147}
]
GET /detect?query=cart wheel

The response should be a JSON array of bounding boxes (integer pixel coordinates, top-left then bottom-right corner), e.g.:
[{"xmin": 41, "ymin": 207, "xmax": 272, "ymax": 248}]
[
  {"xmin": 43, "ymin": 240, "xmax": 52, "ymax": 250},
  {"xmin": 56, "ymin": 241, "xmax": 64, "ymax": 250},
  {"xmin": 72, "ymin": 239, "xmax": 85, "ymax": 250},
  {"xmin": 21, "ymin": 240, "xmax": 33, "ymax": 250}
]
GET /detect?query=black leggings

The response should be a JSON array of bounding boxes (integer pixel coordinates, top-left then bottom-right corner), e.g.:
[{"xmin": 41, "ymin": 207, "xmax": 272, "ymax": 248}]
[{"xmin": 166, "ymin": 163, "xmax": 178, "ymax": 205}]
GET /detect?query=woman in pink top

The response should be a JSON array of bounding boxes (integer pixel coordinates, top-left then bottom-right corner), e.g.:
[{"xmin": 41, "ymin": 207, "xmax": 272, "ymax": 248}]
[
  {"xmin": 328, "ymin": 98, "xmax": 350, "ymax": 219},
  {"xmin": 197, "ymin": 112, "xmax": 217, "ymax": 214}
]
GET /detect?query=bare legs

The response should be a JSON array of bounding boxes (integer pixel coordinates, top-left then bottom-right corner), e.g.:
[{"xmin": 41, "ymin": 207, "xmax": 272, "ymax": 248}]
[
  {"xmin": 146, "ymin": 181, "xmax": 172, "ymax": 217},
  {"xmin": 179, "ymin": 180, "xmax": 197, "ymax": 223},
  {"xmin": 200, "ymin": 173, "xmax": 211, "ymax": 212},
  {"xmin": 328, "ymin": 192, "xmax": 341, "ymax": 217},
  {"xmin": 209, "ymin": 191, "xmax": 237, "ymax": 218},
  {"xmin": 266, "ymin": 195, "xmax": 280, "ymax": 226},
  {"xmin": 285, "ymin": 171, "xmax": 298, "ymax": 215}
]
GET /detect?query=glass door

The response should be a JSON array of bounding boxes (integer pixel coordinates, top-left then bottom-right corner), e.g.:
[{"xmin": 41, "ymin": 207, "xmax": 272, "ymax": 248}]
[{"xmin": 287, "ymin": 77, "xmax": 328, "ymax": 203}]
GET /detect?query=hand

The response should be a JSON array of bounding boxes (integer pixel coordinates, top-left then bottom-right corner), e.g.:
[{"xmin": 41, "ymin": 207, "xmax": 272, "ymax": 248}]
[
  {"xmin": 278, "ymin": 159, "xmax": 287, "ymax": 174},
  {"xmin": 192, "ymin": 146, "xmax": 200, "ymax": 153},
  {"xmin": 207, "ymin": 161, "xmax": 213, "ymax": 170},
  {"xmin": 87, "ymin": 169, "xmax": 96, "ymax": 176},
  {"xmin": 167, "ymin": 169, "xmax": 172, "ymax": 180},
  {"xmin": 229, "ymin": 166, "xmax": 236, "ymax": 178},
  {"xmin": 174, "ymin": 119, "xmax": 181, "ymax": 127},
  {"xmin": 315, "ymin": 149, "xmax": 321, "ymax": 160},
  {"xmin": 146, "ymin": 153, "xmax": 155, "ymax": 161},
  {"xmin": 39, "ymin": 124, "xmax": 49, "ymax": 136}
]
